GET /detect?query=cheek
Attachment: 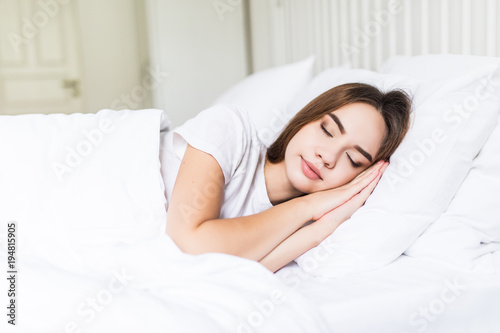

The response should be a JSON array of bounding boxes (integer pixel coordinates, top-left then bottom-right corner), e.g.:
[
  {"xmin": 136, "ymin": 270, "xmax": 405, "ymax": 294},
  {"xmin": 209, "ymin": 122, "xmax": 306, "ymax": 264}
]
[
  {"xmin": 288, "ymin": 130, "xmax": 314, "ymax": 155},
  {"xmin": 323, "ymin": 168, "xmax": 360, "ymax": 189}
]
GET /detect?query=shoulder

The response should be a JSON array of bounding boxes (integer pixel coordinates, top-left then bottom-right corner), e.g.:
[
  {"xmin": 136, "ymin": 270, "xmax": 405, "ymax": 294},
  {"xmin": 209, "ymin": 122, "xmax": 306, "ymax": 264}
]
[{"xmin": 172, "ymin": 104, "xmax": 265, "ymax": 184}]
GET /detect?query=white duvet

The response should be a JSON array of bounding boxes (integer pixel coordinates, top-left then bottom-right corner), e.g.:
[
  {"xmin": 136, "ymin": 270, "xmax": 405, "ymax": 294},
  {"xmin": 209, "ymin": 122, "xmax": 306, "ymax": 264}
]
[
  {"xmin": 0, "ymin": 109, "xmax": 329, "ymax": 333},
  {"xmin": 0, "ymin": 235, "xmax": 331, "ymax": 333}
]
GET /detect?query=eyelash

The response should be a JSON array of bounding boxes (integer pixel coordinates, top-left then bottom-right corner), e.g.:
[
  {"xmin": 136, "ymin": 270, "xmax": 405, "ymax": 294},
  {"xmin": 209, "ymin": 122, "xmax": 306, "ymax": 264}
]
[
  {"xmin": 347, "ymin": 153, "xmax": 361, "ymax": 168},
  {"xmin": 320, "ymin": 124, "xmax": 332, "ymax": 137},
  {"xmin": 320, "ymin": 123, "xmax": 361, "ymax": 169}
]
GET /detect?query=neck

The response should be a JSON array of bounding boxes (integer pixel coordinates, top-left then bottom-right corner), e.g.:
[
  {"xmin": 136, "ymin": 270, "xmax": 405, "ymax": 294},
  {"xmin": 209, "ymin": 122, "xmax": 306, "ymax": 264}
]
[{"xmin": 263, "ymin": 156, "xmax": 304, "ymax": 206}]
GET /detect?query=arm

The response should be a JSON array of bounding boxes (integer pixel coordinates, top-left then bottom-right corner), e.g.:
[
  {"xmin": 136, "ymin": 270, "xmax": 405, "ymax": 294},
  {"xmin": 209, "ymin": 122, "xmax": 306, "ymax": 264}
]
[
  {"xmin": 166, "ymin": 144, "xmax": 313, "ymax": 261},
  {"xmin": 258, "ymin": 221, "xmax": 328, "ymax": 273}
]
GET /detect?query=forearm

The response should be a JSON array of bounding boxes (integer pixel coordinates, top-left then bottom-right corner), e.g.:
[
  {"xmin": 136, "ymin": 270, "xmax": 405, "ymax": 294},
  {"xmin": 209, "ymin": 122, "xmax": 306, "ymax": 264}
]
[
  {"xmin": 259, "ymin": 195, "xmax": 362, "ymax": 273},
  {"xmin": 258, "ymin": 221, "xmax": 328, "ymax": 273},
  {"xmin": 171, "ymin": 196, "xmax": 313, "ymax": 261}
]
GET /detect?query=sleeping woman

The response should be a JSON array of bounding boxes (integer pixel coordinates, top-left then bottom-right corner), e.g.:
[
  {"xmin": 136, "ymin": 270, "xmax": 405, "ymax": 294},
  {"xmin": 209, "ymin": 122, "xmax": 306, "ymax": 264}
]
[{"xmin": 161, "ymin": 82, "xmax": 411, "ymax": 273}]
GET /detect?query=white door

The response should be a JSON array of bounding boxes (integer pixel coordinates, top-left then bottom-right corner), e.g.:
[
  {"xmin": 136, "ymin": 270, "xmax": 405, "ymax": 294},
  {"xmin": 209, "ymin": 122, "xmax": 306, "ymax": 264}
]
[{"xmin": 0, "ymin": 0, "xmax": 83, "ymax": 115}]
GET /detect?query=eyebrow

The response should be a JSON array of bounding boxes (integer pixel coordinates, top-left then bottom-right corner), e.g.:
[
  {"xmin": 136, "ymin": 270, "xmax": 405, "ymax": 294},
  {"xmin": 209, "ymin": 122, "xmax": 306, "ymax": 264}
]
[
  {"xmin": 328, "ymin": 113, "xmax": 345, "ymax": 134},
  {"xmin": 328, "ymin": 112, "xmax": 373, "ymax": 163}
]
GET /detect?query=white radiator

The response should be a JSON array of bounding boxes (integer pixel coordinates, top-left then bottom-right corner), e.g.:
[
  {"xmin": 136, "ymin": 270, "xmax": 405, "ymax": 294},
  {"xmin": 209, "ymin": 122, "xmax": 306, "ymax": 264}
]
[{"xmin": 250, "ymin": 0, "xmax": 500, "ymax": 72}]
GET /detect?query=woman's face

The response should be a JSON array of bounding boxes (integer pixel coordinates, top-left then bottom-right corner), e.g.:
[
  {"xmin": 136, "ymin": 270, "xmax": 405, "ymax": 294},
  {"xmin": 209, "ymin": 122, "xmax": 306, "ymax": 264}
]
[{"xmin": 284, "ymin": 102, "xmax": 386, "ymax": 193}]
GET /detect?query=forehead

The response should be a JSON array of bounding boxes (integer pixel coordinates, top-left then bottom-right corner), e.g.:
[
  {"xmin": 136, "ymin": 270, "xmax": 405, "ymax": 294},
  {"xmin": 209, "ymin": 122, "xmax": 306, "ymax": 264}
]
[
  {"xmin": 324, "ymin": 103, "xmax": 384, "ymax": 131},
  {"xmin": 325, "ymin": 102, "xmax": 386, "ymax": 151}
]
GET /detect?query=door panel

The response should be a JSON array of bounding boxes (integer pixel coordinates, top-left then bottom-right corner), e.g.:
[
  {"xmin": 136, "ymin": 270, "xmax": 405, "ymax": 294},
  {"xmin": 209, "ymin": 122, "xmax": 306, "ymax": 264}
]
[{"xmin": 0, "ymin": 0, "xmax": 83, "ymax": 115}]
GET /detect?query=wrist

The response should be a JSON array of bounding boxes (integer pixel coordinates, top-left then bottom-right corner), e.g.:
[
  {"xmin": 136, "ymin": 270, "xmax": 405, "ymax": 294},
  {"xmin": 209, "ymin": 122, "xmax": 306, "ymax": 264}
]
[{"xmin": 291, "ymin": 194, "xmax": 315, "ymax": 222}]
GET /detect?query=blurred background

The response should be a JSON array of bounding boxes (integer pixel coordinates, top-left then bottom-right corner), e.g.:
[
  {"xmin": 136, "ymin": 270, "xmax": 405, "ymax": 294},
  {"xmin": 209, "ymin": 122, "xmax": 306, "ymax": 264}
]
[
  {"xmin": 0, "ymin": 0, "xmax": 258, "ymax": 126},
  {"xmin": 1, "ymin": 0, "xmax": 499, "ymax": 126}
]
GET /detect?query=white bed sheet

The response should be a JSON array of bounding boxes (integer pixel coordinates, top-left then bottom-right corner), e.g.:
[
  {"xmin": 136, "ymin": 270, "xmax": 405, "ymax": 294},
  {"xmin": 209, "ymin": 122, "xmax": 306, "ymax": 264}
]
[{"xmin": 276, "ymin": 253, "xmax": 500, "ymax": 333}]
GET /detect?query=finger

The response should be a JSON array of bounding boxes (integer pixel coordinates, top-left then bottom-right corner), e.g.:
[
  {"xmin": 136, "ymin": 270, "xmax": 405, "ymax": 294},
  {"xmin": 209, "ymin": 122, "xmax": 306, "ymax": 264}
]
[
  {"xmin": 333, "ymin": 161, "xmax": 386, "ymax": 211},
  {"xmin": 327, "ymin": 189, "xmax": 368, "ymax": 225},
  {"xmin": 356, "ymin": 160, "xmax": 388, "ymax": 186},
  {"xmin": 378, "ymin": 161, "xmax": 389, "ymax": 174},
  {"xmin": 343, "ymin": 174, "xmax": 381, "ymax": 215},
  {"xmin": 360, "ymin": 160, "xmax": 385, "ymax": 176},
  {"xmin": 327, "ymin": 167, "xmax": 386, "ymax": 223},
  {"xmin": 361, "ymin": 168, "xmax": 384, "ymax": 196},
  {"xmin": 344, "ymin": 168, "xmax": 380, "ymax": 198}
]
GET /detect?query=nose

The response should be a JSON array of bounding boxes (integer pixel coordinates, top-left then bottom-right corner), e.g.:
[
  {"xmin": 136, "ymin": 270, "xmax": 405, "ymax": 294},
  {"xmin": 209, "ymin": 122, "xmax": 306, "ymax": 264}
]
[{"xmin": 317, "ymin": 151, "xmax": 336, "ymax": 169}]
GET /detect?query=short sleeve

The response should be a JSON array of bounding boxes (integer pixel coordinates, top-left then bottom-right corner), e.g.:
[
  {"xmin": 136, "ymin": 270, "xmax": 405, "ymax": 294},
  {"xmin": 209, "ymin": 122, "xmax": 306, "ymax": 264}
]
[{"xmin": 172, "ymin": 104, "xmax": 252, "ymax": 185}]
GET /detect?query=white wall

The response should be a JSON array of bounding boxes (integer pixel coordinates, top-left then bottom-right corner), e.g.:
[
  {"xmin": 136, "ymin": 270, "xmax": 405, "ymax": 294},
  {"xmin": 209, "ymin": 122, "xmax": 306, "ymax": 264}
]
[
  {"xmin": 77, "ymin": 0, "xmax": 149, "ymax": 113},
  {"xmin": 146, "ymin": 0, "xmax": 249, "ymax": 127},
  {"xmin": 248, "ymin": 0, "xmax": 273, "ymax": 72}
]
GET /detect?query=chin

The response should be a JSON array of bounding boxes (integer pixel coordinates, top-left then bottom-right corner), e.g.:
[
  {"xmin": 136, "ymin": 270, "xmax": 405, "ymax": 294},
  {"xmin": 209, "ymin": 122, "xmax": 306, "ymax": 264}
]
[{"xmin": 289, "ymin": 172, "xmax": 318, "ymax": 194}]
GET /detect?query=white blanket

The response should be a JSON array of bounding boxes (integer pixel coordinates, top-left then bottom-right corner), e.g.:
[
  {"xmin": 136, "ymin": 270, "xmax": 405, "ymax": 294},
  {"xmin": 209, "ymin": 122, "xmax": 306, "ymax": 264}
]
[
  {"xmin": 1, "ymin": 235, "xmax": 330, "ymax": 332},
  {"xmin": 0, "ymin": 109, "xmax": 329, "ymax": 332}
]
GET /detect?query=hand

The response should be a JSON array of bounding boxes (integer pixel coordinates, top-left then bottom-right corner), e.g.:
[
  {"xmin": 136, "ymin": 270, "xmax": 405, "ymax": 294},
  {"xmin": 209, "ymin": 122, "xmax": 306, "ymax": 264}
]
[
  {"xmin": 315, "ymin": 161, "xmax": 388, "ymax": 235},
  {"xmin": 306, "ymin": 160, "xmax": 389, "ymax": 221}
]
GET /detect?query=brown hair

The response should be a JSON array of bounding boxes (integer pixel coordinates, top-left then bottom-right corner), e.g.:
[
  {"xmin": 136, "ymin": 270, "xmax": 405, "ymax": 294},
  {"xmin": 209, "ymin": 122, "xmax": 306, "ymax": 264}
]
[{"xmin": 266, "ymin": 82, "xmax": 412, "ymax": 165}]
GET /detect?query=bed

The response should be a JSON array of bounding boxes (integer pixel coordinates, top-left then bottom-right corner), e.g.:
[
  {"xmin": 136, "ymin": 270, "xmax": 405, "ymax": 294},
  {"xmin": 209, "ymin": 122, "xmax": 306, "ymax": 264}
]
[{"xmin": 2, "ymin": 0, "xmax": 500, "ymax": 332}]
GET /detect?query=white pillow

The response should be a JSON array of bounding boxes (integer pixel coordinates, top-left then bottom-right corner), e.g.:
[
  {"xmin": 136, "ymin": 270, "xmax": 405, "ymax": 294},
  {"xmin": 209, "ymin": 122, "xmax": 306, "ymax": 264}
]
[
  {"xmin": 381, "ymin": 53, "xmax": 500, "ymax": 272},
  {"xmin": 0, "ymin": 109, "xmax": 170, "ymax": 269},
  {"xmin": 294, "ymin": 63, "xmax": 500, "ymax": 278},
  {"xmin": 212, "ymin": 56, "xmax": 316, "ymax": 147},
  {"xmin": 405, "ymin": 110, "xmax": 500, "ymax": 272}
]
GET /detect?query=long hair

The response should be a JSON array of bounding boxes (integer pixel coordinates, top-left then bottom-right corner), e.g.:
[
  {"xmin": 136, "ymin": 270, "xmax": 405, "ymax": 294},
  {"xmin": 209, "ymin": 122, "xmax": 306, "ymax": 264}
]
[{"xmin": 266, "ymin": 83, "xmax": 412, "ymax": 165}]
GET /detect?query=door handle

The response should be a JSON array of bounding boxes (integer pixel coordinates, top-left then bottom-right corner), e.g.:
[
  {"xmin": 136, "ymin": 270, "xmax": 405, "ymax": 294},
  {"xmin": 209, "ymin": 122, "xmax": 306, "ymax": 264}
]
[{"xmin": 62, "ymin": 79, "xmax": 81, "ymax": 98}]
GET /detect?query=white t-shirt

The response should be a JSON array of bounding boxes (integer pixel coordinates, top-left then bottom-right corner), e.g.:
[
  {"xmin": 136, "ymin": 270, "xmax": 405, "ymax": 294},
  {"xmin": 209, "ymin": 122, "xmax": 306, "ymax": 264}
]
[{"xmin": 159, "ymin": 104, "xmax": 274, "ymax": 219}]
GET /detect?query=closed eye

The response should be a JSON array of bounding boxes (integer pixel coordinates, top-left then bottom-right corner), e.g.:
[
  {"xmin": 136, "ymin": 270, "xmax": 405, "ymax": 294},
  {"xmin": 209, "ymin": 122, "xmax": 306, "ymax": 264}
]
[
  {"xmin": 346, "ymin": 153, "xmax": 361, "ymax": 168},
  {"xmin": 321, "ymin": 123, "xmax": 333, "ymax": 137}
]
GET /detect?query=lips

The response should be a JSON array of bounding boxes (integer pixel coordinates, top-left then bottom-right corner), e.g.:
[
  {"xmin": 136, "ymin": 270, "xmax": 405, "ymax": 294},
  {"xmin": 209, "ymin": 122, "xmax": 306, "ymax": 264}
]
[{"xmin": 301, "ymin": 157, "xmax": 322, "ymax": 180}]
